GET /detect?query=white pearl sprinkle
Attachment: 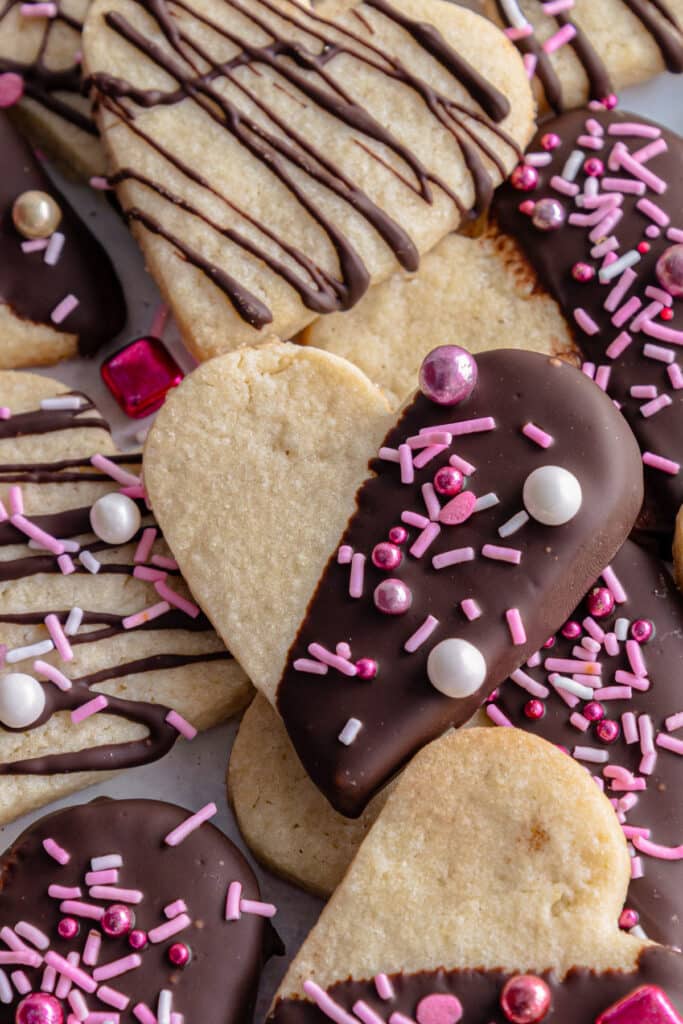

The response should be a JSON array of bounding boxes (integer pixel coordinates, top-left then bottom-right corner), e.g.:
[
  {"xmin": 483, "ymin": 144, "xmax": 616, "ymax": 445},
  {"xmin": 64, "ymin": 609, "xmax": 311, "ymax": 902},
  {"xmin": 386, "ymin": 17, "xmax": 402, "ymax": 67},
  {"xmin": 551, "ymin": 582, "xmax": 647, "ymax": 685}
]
[
  {"xmin": 0, "ymin": 673, "xmax": 46, "ymax": 728},
  {"xmin": 90, "ymin": 493, "xmax": 141, "ymax": 546},
  {"xmin": 427, "ymin": 639, "xmax": 487, "ymax": 699},
  {"xmin": 522, "ymin": 465, "xmax": 582, "ymax": 527}
]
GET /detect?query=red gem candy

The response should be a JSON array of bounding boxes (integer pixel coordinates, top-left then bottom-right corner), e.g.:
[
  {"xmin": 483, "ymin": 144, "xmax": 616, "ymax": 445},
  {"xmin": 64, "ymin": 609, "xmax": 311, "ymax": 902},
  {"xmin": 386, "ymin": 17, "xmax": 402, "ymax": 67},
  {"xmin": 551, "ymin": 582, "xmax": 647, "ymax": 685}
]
[
  {"xmin": 637, "ymin": 242, "xmax": 651, "ymax": 254},
  {"xmin": 661, "ymin": 307, "xmax": 674, "ymax": 321},
  {"xmin": 433, "ymin": 466, "xmax": 463, "ymax": 497},
  {"xmin": 630, "ymin": 619, "xmax": 654, "ymax": 644},
  {"xmin": 101, "ymin": 337, "xmax": 184, "ymax": 419},
  {"xmin": 586, "ymin": 586, "xmax": 615, "ymax": 619},
  {"xmin": 561, "ymin": 620, "xmax": 582, "ymax": 639},
  {"xmin": 355, "ymin": 658, "xmax": 378, "ymax": 680},
  {"xmin": 500, "ymin": 974, "xmax": 551, "ymax": 1023},
  {"xmin": 584, "ymin": 157, "xmax": 604, "ymax": 177},
  {"xmin": 596, "ymin": 718, "xmax": 620, "ymax": 744},
  {"xmin": 371, "ymin": 541, "xmax": 402, "ymax": 571},
  {"xmin": 541, "ymin": 132, "xmax": 561, "ymax": 151},
  {"xmin": 15, "ymin": 993, "xmax": 64, "ymax": 1024},
  {"xmin": 101, "ymin": 903, "xmax": 134, "ymax": 937},
  {"xmin": 128, "ymin": 929, "xmax": 148, "ymax": 950},
  {"xmin": 511, "ymin": 164, "xmax": 539, "ymax": 192},
  {"xmin": 595, "ymin": 985, "xmax": 683, "ymax": 1024},
  {"xmin": 524, "ymin": 699, "xmax": 545, "ymax": 721},
  {"xmin": 168, "ymin": 942, "xmax": 191, "ymax": 967},
  {"xmin": 619, "ymin": 908, "xmax": 639, "ymax": 930},
  {"xmin": 57, "ymin": 917, "xmax": 79, "ymax": 940},
  {"xmin": 572, "ymin": 262, "xmax": 595, "ymax": 283},
  {"xmin": 583, "ymin": 701, "xmax": 605, "ymax": 723},
  {"xmin": 388, "ymin": 526, "xmax": 408, "ymax": 545}
]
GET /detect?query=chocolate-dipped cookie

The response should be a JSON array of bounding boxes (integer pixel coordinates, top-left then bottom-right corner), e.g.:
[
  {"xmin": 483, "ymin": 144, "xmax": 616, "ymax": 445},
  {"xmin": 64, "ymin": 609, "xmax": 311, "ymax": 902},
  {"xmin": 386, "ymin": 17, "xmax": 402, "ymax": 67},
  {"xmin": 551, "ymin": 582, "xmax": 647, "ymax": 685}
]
[{"xmin": 0, "ymin": 797, "xmax": 280, "ymax": 1022}]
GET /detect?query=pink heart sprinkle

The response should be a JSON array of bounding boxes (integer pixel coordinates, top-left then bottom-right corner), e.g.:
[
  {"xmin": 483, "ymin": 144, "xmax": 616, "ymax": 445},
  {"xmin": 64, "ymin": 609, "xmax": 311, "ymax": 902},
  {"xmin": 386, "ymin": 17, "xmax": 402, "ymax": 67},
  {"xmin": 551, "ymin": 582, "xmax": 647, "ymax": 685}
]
[
  {"xmin": 438, "ymin": 490, "xmax": 477, "ymax": 526},
  {"xmin": 416, "ymin": 994, "xmax": 463, "ymax": 1024},
  {"xmin": 596, "ymin": 985, "xmax": 683, "ymax": 1024},
  {"xmin": 0, "ymin": 72, "xmax": 24, "ymax": 108}
]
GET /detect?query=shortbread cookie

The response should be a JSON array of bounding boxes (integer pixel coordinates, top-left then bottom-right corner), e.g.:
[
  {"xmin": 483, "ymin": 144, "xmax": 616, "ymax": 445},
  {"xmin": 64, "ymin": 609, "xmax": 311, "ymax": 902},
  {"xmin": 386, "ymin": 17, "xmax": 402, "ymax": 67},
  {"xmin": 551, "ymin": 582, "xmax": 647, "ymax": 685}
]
[
  {"xmin": 494, "ymin": 109, "xmax": 683, "ymax": 545},
  {"xmin": 0, "ymin": 370, "xmax": 251, "ymax": 826},
  {"xmin": 491, "ymin": 0, "xmax": 683, "ymax": 114},
  {"xmin": 144, "ymin": 342, "xmax": 642, "ymax": 816},
  {"xmin": 0, "ymin": 0, "xmax": 105, "ymax": 177},
  {"xmin": 83, "ymin": 0, "xmax": 535, "ymax": 362},
  {"xmin": 0, "ymin": 114, "xmax": 126, "ymax": 368},
  {"xmin": 267, "ymin": 728, "xmax": 683, "ymax": 1023},
  {"xmin": 300, "ymin": 228, "xmax": 578, "ymax": 408},
  {"xmin": 0, "ymin": 797, "xmax": 280, "ymax": 1022}
]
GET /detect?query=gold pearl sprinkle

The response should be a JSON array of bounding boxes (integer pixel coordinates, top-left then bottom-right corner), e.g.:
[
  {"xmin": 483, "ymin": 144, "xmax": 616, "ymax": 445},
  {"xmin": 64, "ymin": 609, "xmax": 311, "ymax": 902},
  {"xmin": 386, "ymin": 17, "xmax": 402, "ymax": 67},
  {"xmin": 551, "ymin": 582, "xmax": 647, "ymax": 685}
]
[{"xmin": 12, "ymin": 189, "xmax": 62, "ymax": 239}]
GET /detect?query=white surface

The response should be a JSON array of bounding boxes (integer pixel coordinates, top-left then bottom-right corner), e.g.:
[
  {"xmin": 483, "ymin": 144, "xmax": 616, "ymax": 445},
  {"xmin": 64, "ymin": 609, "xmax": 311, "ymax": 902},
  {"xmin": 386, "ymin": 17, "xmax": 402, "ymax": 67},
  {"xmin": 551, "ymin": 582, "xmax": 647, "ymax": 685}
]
[{"xmin": 1, "ymin": 70, "xmax": 681, "ymax": 1020}]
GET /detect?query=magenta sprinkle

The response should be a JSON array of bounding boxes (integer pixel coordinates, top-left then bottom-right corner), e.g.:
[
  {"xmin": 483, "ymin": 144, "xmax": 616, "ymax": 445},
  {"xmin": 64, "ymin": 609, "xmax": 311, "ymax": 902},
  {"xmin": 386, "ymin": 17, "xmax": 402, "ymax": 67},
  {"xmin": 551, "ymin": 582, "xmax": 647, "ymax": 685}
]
[
  {"xmin": 165, "ymin": 709, "xmax": 197, "ymax": 740},
  {"xmin": 521, "ymin": 422, "xmax": 553, "ymax": 448}
]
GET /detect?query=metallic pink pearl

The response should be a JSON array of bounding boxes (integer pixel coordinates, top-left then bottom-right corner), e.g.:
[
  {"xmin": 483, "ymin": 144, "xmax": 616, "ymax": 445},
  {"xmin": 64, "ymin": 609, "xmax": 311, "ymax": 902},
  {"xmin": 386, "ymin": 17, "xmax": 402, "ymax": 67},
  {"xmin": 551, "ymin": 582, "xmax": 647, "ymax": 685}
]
[
  {"xmin": 168, "ymin": 942, "xmax": 191, "ymax": 967},
  {"xmin": 500, "ymin": 975, "xmax": 551, "ymax": 1023},
  {"xmin": 619, "ymin": 908, "xmax": 639, "ymax": 930},
  {"xmin": 433, "ymin": 466, "xmax": 463, "ymax": 497},
  {"xmin": 128, "ymin": 929, "xmax": 148, "ymax": 950},
  {"xmin": 373, "ymin": 578, "xmax": 412, "ymax": 616},
  {"xmin": 583, "ymin": 701, "xmax": 605, "ymax": 723},
  {"xmin": 584, "ymin": 157, "xmax": 604, "ymax": 177},
  {"xmin": 524, "ymin": 699, "xmax": 545, "ymax": 721},
  {"xmin": 511, "ymin": 164, "xmax": 539, "ymax": 191},
  {"xmin": 561, "ymin": 620, "xmax": 581, "ymax": 639},
  {"xmin": 542, "ymin": 636, "xmax": 555, "ymax": 649},
  {"xmin": 572, "ymin": 261, "xmax": 595, "ymax": 282},
  {"xmin": 630, "ymin": 619, "xmax": 654, "ymax": 644},
  {"xmin": 372, "ymin": 541, "xmax": 402, "ymax": 571},
  {"xmin": 603, "ymin": 93, "xmax": 618, "ymax": 109},
  {"xmin": 656, "ymin": 244, "xmax": 683, "ymax": 297},
  {"xmin": 518, "ymin": 199, "xmax": 536, "ymax": 216},
  {"xmin": 587, "ymin": 586, "xmax": 615, "ymax": 619},
  {"xmin": 388, "ymin": 526, "xmax": 408, "ymax": 545},
  {"xmin": 356, "ymin": 657, "xmax": 378, "ymax": 680},
  {"xmin": 57, "ymin": 917, "xmax": 79, "ymax": 940},
  {"xmin": 540, "ymin": 132, "xmax": 561, "ymax": 151},
  {"xmin": 596, "ymin": 718, "xmax": 620, "ymax": 744},
  {"xmin": 531, "ymin": 197, "xmax": 566, "ymax": 232},
  {"xmin": 101, "ymin": 903, "xmax": 134, "ymax": 937},
  {"xmin": 15, "ymin": 994, "xmax": 64, "ymax": 1024},
  {"xmin": 419, "ymin": 346, "xmax": 478, "ymax": 406}
]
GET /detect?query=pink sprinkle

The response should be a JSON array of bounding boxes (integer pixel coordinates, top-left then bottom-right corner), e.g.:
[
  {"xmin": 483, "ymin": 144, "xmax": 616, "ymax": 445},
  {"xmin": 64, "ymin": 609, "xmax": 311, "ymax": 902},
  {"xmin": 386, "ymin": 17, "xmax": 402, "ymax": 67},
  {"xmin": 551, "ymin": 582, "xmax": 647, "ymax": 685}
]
[
  {"xmin": 21, "ymin": 1, "xmax": 57, "ymax": 15},
  {"xmin": 122, "ymin": 602, "xmax": 171, "ymax": 629},
  {"xmin": 44, "ymin": 952, "xmax": 95, "ymax": 993},
  {"xmin": 509, "ymin": 669, "xmax": 549, "ymax": 698},
  {"xmin": 667, "ymin": 227, "xmax": 683, "ymax": 243},
  {"xmin": 41, "ymin": 965, "xmax": 57, "ymax": 992},
  {"xmin": 639, "ymin": 713, "xmax": 655, "ymax": 756},
  {"xmin": 0, "ymin": 407, "xmax": 10, "ymax": 420},
  {"xmin": 601, "ymin": 565, "xmax": 626, "ymax": 603},
  {"xmin": 409, "ymin": 522, "xmax": 440, "ymax": 558},
  {"xmin": 93, "ymin": 954, "xmax": 141, "ymax": 983},
  {"xmin": 486, "ymin": 704, "xmax": 513, "ymax": 727},
  {"xmin": 668, "ymin": 363, "xmax": 683, "ymax": 389},
  {"xmin": 401, "ymin": 511, "xmax": 429, "ymax": 529},
  {"xmin": 91, "ymin": 454, "xmax": 140, "ymax": 488},
  {"xmin": 611, "ymin": 296, "xmax": 642, "ymax": 328},
  {"xmin": 542, "ymin": 22, "xmax": 576, "ymax": 52},
  {"xmin": 460, "ymin": 598, "xmax": 481, "ymax": 622},
  {"xmin": 642, "ymin": 319, "xmax": 683, "ymax": 345},
  {"xmin": 303, "ymin": 981, "xmax": 358, "ymax": 1024},
  {"xmin": 633, "ymin": 835, "xmax": 683, "ymax": 861},
  {"xmin": 14, "ymin": 923, "xmax": 49, "ymax": 950},
  {"xmin": 398, "ymin": 444, "xmax": 413, "ymax": 484},
  {"xmin": 337, "ymin": 545, "xmax": 353, "ymax": 564},
  {"xmin": 525, "ymin": 152, "xmax": 552, "ymax": 167},
  {"xmin": 613, "ymin": 144, "xmax": 666, "ymax": 193},
  {"xmin": 631, "ymin": 385, "xmax": 657, "ymax": 399},
  {"xmin": 413, "ymin": 445, "xmax": 448, "ymax": 469},
  {"xmin": 11, "ymin": 514, "xmax": 64, "ymax": 554},
  {"xmin": 602, "ymin": 177, "xmax": 646, "ymax": 196},
  {"xmin": 149, "ymin": 302, "xmax": 169, "ymax": 339},
  {"xmin": 586, "ymin": 118, "xmax": 604, "ymax": 136},
  {"xmin": 608, "ymin": 122, "xmax": 661, "ymax": 138},
  {"xmin": 240, "ymin": 898, "xmax": 277, "ymax": 918},
  {"xmin": 8, "ymin": 486, "xmax": 23, "ymax": 516},
  {"xmin": 165, "ymin": 802, "xmax": 216, "ymax": 847},
  {"xmin": 657, "ymin": 733, "xmax": 683, "ymax": 755},
  {"xmin": 605, "ymin": 332, "xmax": 632, "ymax": 359},
  {"xmin": 85, "ymin": 870, "xmax": 118, "ymax": 886},
  {"xmin": 165, "ymin": 710, "xmax": 197, "ymax": 740},
  {"xmin": 133, "ymin": 1004, "xmax": 157, "ymax": 1024},
  {"xmin": 133, "ymin": 565, "xmax": 166, "ymax": 582},
  {"xmin": 308, "ymin": 643, "xmax": 357, "ymax": 676},
  {"xmin": 526, "ymin": 651, "xmax": 541, "ymax": 668},
  {"xmin": 615, "ymin": 670, "xmax": 649, "ymax": 691},
  {"xmin": 354, "ymin": 996, "xmax": 387, "ymax": 1023},
  {"xmin": 134, "ymin": 527, "xmax": 157, "ymax": 563},
  {"xmin": 550, "ymin": 175, "xmax": 580, "ymax": 197},
  {"xmin": 523, "ymin": 53, "xmax": 537, "ymax": 78},
  {"xmin": 51, "ymin": 294, "xmax": 79, "ymax": 324},
  {"xmin": 0, "ymin": 951, "xmax": 42, "ymax": 968},
  {"xmin": 604, "ymin": 268, "xmax": 637, "ymax": 313},
  {"xmin": 293, "ymin": 658, "xmax": 328, "ymax": 675},
  {"xmin": 604, "ymin": 633, "xmax": 619, "ymax": 657},
  {"xmin": 68, "ymin": 989, "xmax": 88, "ymax": 1020},
  {"xmin": 574, "ymin": 308, "xmax": 600, "ymax": 335},
  {"xmin": 406, "ymin": 431, "xmax": 452, "ymax": 448},
  {"xmin": 1, "ymin": 927, "xmax": 30, "ymax": 952},
  {"xmin": 89, "ymin": 176, "xmax": 112, "ymax": 191},
  {"xmin": 404, "ymin": 614, "xmax": 439, "ymax": 653},
  {"xmin": 593, "ymin": 686, "xmax": 632, "ymax": 701},
  {"xmin": 153, "ymin": 580, "xmax": 200, "ymax": 618},
  {"xmin": 646, "ymin": 224, "xmax": 661, "ymax": 238},
  {"xmin": 577, "ymin": 134, "xmax": 603, "ymax": 151},
  {"xmin": 71, "ymin": 695, "xmax": 108, "ymax": 725},
  {"xmin": 44, "ymin": 232, "xmax": 65, "ymax": 266},
  {"xmin": 591, "ymin": 236, "xmax": 619, "ymax": 258},
  {"xmin": 631, "ymin": 301, "xmax": 664, "ymax": 332},
  {"xmin": 164, "ymin": 899, "xmax": 187, "ymax": 920},
  {"xmin": 375, "ymin": 975, "xmax": 395, "ymax": 1001},
  {"xmin": 637, "ymin": 197, "xmax": 670, "ymax": 227},
  {"xmin": 594, "ymin": 365, "xmax": 611, "ymax": 391},
  {"xmin": 505, "ymin": 24, "xmax": 532, "ymax": 39},
  {"xmin": 570, "ymin": 712, "xmax": 590, "ymax": 732},
  {"xmin": 573, "ymin": 645, "xmax": 596, "ymax": 662},
  {"xmin": 666, "ymin": 711, "xmax": 683, "ymax": 732},
  {"xmin": 631, "ymin": 856, "xmax": 644, "ymax": 879},
  {"xmin": 432, "ymin": 546, "xmax": 475, "ymax": 570},
  {"xmin": 482, "ymin": 543, "xmax": 521, "ymax": 565},
  {"xmin": 643, "ymin": 451, "xmax": 680, "ymax": 475},
  {"xmin": 43, "ymin": 838, "xmax": 70, "ymax": 864},
  {"xmin": 348, "ymin": 552, "xmax": 366, "ymax": 599},
  {"xmin": 49, "ymin": 885, "xmax": 82, "ymax": 900},
  {"xmin": 521, "ymin": 422, "xmax": 553, "ymax": 448},
  {"xmin": 589, "ymin": 206, "xmax": 623, "ymax": 243},
  {"xmin": 60, "ymin": 902, "xmax": 104, "ymax": 922},
  {"xmin": 34, "ymin": 659, "xmax": 72, "ymax": 691},
  {"xmin": 449, "ymin": 453, "xmax": 476, "ymax": 476},
  {"xmin": 98, "ymin": 986, "xmax": 129, "ymax": 1010},
  {"xmin": 12, "ymin": 971, "xmax": 31, "ymax": 995},
  {"xmin": 545, "ymin": 658, "xmax": 601, "ymax": 675},
  {"xmin": 45, "ymin": 613, "xmax": 73, "ymax": 662},
  {"xmin": 58, "ymin": 554, "xmax": 76, "ymax": 575},
  {"xmin": 421, "ymin": 482, "xmax": 441, "ymax": 521},
  {"xmin": 641, "ymin": 394, "xmax": 672, "ymax": 418},
  {"xmin": 148, "ymin": 915, "xmax": 191, "ymax": 945},
  {"xmin": 225, "ymin": 881, "xmax": 242, "ymax": 921},
  {"xmin": 82, "ymin": 932, "xmax": 101, "ymax": 968},
  {"xmin": 89, "ymin": 886, "xmax": 142, "ymax": 904},
  {"xmin": 643, "ymin": 343, "xmax": 675, "ymax": 363},
  {"xmin": 505, "ymin": 608, "xmax": 526, "ymax": 646},
  {"xmin": 433, "ymin": 416, "xmax": 496, "ymax": 436},
  {"xmin": 21, "ymin": 241, "xmax": 48, "ymax": 255}
]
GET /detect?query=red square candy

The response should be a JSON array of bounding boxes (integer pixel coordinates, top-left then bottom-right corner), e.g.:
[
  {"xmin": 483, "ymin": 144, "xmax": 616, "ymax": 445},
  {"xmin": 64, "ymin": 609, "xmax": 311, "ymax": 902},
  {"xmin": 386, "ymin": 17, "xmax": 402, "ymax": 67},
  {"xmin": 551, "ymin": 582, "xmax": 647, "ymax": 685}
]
[
  {"xmin": 101, "ymin": 337, "xmax": 183, "ymax": 419},
  {"xmin": 596, "ymin": 986, "xmax": 682, "ymax": 1024}
]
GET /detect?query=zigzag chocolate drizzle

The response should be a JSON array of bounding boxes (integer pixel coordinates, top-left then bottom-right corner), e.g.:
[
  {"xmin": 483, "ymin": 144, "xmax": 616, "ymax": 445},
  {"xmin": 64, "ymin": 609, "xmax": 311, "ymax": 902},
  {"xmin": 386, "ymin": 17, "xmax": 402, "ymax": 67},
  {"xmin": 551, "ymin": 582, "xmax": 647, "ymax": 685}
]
[{"xmin": 88, "ymin": 0, "xmax": 520, "ymax": 327}]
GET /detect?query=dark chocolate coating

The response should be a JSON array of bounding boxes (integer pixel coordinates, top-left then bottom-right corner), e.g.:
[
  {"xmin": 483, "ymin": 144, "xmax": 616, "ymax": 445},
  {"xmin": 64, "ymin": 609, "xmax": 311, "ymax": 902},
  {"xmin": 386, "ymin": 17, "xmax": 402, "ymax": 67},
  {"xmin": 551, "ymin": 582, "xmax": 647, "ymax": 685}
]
[
  {"xmin": 0, "ymin": 114, "xmax": 126, "ymax": 355},
  {"xmin": 493, "ymin": 108, "xmax": 683, "ymax": 545},
  {"xmin": 493, "ymin": 540, "xmax": 683, "ymax": 949},
  {"xmin": 268, "ymin": 947, "xmax": 683, "ymax": 1024},
  {"xmin": 277, "ymin": 349, "xmax": 643, "ymax": 817},
  {"xmin": 0, "ymin": 798, "xmax": 281, "ymax": 1022}
]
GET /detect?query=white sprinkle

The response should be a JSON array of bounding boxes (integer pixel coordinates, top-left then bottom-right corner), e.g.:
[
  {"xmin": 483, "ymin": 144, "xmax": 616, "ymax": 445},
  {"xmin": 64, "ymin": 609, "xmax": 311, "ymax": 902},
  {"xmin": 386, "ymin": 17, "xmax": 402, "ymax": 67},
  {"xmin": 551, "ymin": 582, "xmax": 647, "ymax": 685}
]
[
  {"xmin": 29, "ymin": 538, "xmax": 79, "ymax": 553},
  {"xmin": 562, "ymin": 149, "xmax": 585, "ymax": 182},
  {"xmin": 64, "ymin": 607, "xmax": 84, "ymax": 636},
  {"xmin": 158, "ymin": 990, "xmax": 172, "ymax": 1024},
  {"xmin": 473, "ymin": 492, "xmax": 499, "ymax": 513},
  {"xmin": 551, "ymin": 675, "xmax": 594, "ymax": 700},
  {"xmin": 79, "ymin": 551, "xmax": 101, "ymax": 574},
  {"xmin": 630, "ymin": 925, "xmax": 648, "ymax": 940},
  {"xmin": 498, "ymin": 510, "xmax": 529, "ymax": 538},
  {"xmin": 338, "ymin": 718, "xmax": 362, "ymax": 746},
  {"xmin": 90, "ymin": 855, "xmax": 123, "ymax": 871},
  {"xmin": 39, "ymin": 395, "xmax": 83, "ymax": 411},
  {"xmin": 44, "ymin": 232, "xmax": 65, "ymax": 266},
  {"xmin": 615, "ymin": 618, "xmax": 630, "ymax": 641},
  {"xmin": 598, "ymin": 249, "xmax": 641, "ymax": 283},
  {"xmin": 573, "ymin": 746, "xmax": 609, "ymax": 764},
  {"xmin": 6, "ymin": 639, "xmax": 54, "ymax": 663}
]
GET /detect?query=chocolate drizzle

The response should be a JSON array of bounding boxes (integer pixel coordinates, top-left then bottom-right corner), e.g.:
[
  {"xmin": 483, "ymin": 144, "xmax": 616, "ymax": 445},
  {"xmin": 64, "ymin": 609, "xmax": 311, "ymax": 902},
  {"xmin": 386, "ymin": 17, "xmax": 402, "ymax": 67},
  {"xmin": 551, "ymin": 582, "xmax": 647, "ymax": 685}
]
[
  {"xmin": 0, "ymin": 117, "xmax": 126, "ymax": 355},
  {"xmin": 269, "ymin": 947, "xmax": 683, "ymax": 1024},
  {"xmin": 88, "ymin": 0, "xmax": 519, "ymax": 327}
]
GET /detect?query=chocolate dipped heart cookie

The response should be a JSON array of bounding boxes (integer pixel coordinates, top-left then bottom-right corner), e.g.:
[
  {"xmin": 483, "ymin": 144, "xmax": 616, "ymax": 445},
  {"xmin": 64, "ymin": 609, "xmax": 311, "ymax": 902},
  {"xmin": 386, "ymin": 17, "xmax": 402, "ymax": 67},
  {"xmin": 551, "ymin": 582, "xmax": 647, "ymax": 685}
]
[
  {"xmin": 0, "ymin": 797, "xmax": 280, "ymax": 1022},
  {"xmin": 0, "ymin": 369, "xmax": 251, "ymax": 826},
  {"xmin": 144, "ymin": 342, "xmax": 642, "ymax": 816},
  {"xmin": 267, "ymin": 728, "xmax": 683, "ymax": 1024}
]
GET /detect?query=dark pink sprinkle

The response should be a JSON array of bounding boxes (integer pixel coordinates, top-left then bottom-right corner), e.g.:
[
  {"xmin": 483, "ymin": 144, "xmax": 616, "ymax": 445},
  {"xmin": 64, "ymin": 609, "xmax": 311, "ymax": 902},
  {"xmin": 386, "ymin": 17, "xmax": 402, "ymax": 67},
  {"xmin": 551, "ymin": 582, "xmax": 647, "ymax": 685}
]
[
  {"xmin": 438, "ymin": 489, "xmax": 476, "ymax": 526},
  {"xmin": 619, "ymin": 908, "xmax": 639, "ymax": 930},
  {"xmin": 542, "ymin": 636, "xmax": 556, "ymax": 649},
  {"xmin": 0, "ymin": 72, "xmax": 24, "ymax": 108}
]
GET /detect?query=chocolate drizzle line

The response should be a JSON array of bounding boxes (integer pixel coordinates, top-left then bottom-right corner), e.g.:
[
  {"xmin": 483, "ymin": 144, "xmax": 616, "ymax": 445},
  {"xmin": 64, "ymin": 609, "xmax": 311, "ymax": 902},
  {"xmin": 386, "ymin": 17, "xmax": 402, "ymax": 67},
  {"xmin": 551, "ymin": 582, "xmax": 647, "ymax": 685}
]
[
  {"xmin": 493, "ymin": 0, "xmax": 683, "ymax": 112},
  {"xmin": 88, "ymin": 0, "xmax": 519, "ymax": 327},
  {"xmin": 0, "ymin": 400, "xmax": 235, "ymax": 776},
  {"xmin": 269, "ymin": 947, "xmax": 683, "ymax": 1024}
]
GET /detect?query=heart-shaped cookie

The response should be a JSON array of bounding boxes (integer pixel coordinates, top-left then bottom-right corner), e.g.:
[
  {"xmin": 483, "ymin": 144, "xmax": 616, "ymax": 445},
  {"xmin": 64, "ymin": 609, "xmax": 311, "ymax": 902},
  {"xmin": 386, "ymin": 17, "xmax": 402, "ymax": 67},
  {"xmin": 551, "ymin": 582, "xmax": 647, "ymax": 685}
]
[
  {"xmin": 145, "ymin": 341, "xmax": 642, "ymax": 816},
  {"xmin": 267, "ymin": 728, "xmax": 683, "ymax": 1024},
  {"xmin": 0, "ymin": 369, "xmax": 251, "ymax": 826},
  {"xmin": 230, "ymin": 538, "xmax": 683, "ymax": 950},
  {"xmin": 82, "ymin": 0, "xmax": 534, "ymax": 361},
  {"xmin": 0, "ymin": 797, "xmax": 280, "ymax": 1022}
]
